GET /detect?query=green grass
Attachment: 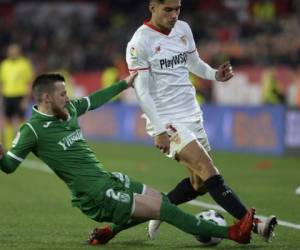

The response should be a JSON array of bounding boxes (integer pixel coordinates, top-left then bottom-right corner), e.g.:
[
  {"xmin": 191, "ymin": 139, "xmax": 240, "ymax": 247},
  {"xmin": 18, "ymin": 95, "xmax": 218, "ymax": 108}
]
[{"xmin": 0, "ymin": 142, "xmax": 299, "ymax": 249}]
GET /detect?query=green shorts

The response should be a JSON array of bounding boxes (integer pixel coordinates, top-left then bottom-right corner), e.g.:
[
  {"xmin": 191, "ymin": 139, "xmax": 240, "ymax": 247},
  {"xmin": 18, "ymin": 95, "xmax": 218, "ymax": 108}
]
[{"xmin": 78, "ymin": 172, "xmax": 144, "ymax": 225}]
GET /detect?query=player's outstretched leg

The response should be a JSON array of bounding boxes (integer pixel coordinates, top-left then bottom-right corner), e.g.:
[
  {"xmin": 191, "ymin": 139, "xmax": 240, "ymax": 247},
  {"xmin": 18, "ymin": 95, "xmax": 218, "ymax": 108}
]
[{"xmin": 88, "ymin": 193, "xmax": 255, "ymax": 246}]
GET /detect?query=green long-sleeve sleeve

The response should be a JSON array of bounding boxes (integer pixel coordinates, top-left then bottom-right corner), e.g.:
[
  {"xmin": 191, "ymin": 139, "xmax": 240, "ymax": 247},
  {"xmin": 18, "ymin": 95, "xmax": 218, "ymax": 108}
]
[
  {"xmin": 0, "ymin": 154, "xmax": 20, "ymax": 174},
  {"xmin": 0, "ymin": 125, "xmax": 35, "ymax": 174},
  {"xmin": 88, "ymin": 80, "xmax": 128, "ymax": 110},
  {"xmin": 69, "ymin": 80, "xmax": 129, "ymax": 117}
]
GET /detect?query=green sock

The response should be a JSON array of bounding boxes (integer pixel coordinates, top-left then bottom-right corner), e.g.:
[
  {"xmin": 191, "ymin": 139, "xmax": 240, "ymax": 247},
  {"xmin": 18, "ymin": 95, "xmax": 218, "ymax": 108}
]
[{"xmin": 159, "ymin": 200, "xmax": 228, "ymax": 239}]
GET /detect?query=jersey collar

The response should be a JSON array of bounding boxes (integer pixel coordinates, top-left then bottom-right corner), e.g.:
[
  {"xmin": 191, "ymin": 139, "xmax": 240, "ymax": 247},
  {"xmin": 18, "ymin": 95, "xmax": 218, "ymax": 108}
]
[
  {"xmin": 144, "ymin": 19, "xmax": 172, "ymax": 36},
  {"xmin": 32, "ymin": 105, "xmax": 54, "ymax": 118},
  {"xmin": 32, "ymin": 105, "xmax": 71, "ymax": 121},
  {"xmin": 32, "ymin": 105, "xmax": 57, "ymax": 121}
]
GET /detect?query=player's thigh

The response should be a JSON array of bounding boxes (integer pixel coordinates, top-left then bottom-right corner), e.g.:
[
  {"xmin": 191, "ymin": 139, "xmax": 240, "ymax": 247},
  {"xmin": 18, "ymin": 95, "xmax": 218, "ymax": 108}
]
[
  {"xmin": 80, "ymin": 183, "xmax": 135, "ymax": 225},
  {"xmin": 102, "ymin": 185, "xmax": 135, "ymax": 225},
  {"xmin": 183, "ymin": 125, "xmax": 212, "ymax": 191},
  {"xmin": 178, "ymin": 139, "xmax": 212, "ymax": 169},
  {"xmin": 80, "ymin": 172, "xmax": 144, "ymax": 225},
  {"xmin": 164, "ymin": 120, "xmax": 211, "ymax": 159},
  {"xmin": 98, "ymin": 184, "xmax": 162, "ymax": 223},
  {"xmin": 177, "ymin": 140, "xmax": 218, "ymax": 180},
  {"xmin": 111, "ymin": 172, "xmax": 162, "ymax": 199}
]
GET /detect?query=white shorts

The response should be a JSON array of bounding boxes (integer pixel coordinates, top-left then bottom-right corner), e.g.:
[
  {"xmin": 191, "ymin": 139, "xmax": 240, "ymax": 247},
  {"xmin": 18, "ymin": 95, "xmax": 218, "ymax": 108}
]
[{"xmin": 145, "ymin": 119, "xmax": 211, "ymax": 159}]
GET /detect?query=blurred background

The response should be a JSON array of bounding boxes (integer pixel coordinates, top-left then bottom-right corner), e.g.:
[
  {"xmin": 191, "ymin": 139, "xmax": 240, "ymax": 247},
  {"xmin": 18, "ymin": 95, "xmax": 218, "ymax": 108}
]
[
  {"xmin": 1, "ymin": 3, "xmax": 299, "ymax": 247},
  {"xmin": 0, "ymin": 0, "xmax": 300, "ymax": 155}
]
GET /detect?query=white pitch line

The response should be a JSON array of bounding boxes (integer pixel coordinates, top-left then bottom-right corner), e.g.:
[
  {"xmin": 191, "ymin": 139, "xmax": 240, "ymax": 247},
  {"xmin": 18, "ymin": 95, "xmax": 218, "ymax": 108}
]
[
  {"xmin": 22, "ymin": 159, "xmax": 300, "ymax": 230},
  {"xmin": 188, "ymin": 200, "xmax": 300, "ymax": 230}
]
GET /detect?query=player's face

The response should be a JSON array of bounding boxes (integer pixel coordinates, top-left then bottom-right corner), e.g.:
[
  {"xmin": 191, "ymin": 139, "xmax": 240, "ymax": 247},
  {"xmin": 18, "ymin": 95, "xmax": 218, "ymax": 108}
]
[
  {"xmin": 7, "ymin": 44, "xmax": 21, "ymax": 59},
  {"xmin": 50, "ymin": 81, "xmax": 70, "ymax": 120},
  {"xmin": 150, "ymin": 0, "xmax": 181, "ymax": 31}
]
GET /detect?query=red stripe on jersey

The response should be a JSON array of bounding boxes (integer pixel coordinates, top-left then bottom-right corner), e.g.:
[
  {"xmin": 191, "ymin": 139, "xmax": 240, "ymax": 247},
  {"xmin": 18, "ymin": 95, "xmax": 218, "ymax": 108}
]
[
  {"xmin": 143, "ymin": 19, "xmax": 171, "ymax": 36},
  {"xmin": 129, "ymin": 68, "xmax": 150, "ymax": 72}
]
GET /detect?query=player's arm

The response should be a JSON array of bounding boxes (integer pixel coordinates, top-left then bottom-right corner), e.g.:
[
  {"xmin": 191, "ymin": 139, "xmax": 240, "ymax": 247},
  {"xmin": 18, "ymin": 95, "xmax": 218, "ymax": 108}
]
[
  {"xmin": 70, "ymin": 73, "xmax": 137, "ymax": 116},
  {"xmin": 126, "ymin": 42, "xmax": 170, "ymax": 153},
  {"xmin": 126, "ymin": 41, "xmax": 165, "ymax": 135},
  {"xmin": 88, "ymin": 73, "xmax": 137, "ymax": 110},
  {"xmin": 186, "ymin": 50, "xmax": 217, "ymax": 80},
  {"xmin": 133, "ymin": 70, "xmax": 170, "ymax": 154},
  {"xmin": 184, "ymin": 22, "xmax": 233, "ymax": 82},
  {"xmin": 184, "ymin": 22, "xmax": 217, "ymax": 80},
  {"xmin": 0, "ymin": 124, "xmax": 36, "ymax": 174},
  {"xmin": 187, "ymin": 52, "xmax": 233, "ymax": 82},
  {"xmin": 133, "ymin": 71, "xmax": 165, "ymax": 135}
]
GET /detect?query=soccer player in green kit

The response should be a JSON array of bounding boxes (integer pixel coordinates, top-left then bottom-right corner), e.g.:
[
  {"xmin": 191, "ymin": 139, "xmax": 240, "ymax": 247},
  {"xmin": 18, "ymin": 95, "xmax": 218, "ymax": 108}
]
[{"xmin": 0, "ymin": 73, "xmax": 254, "ymax": 246}]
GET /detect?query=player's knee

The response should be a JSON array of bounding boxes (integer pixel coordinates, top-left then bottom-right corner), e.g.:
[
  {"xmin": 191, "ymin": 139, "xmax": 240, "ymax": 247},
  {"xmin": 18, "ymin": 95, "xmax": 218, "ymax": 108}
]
[
  {"xmin": 189, "ymin": 175, "xmax": 207, "ymax": 194},
  {"xmin": 144, "ymin": 186, "xmax": 162, "ymax": 199},
  {"xmin": 189, "ymin": 160, "xmax": 217, "ymax": 181},
  {"xmin": 193, "ymin": 159, "xmax": 214, "ymax": 172},
  {"xmin": 190, "ymin": 179, "xmax": 202, "ymax": 191}
]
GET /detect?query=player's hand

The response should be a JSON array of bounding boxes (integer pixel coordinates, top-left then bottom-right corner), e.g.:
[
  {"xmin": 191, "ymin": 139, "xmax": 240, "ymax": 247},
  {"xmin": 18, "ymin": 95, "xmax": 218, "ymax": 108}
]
[
  {"xmin": 215, "ymin": 61, "xmax": 234, "ymax": 82},
  {"xmin": 154, "ymin": 132, "xmax": 170, "ymax": 154},
  {"xmin": 0, "ymin": 144, "xmax": 4, "ymax": 159},
  {"xmin": 124, "ymin": 71, "xmax": 138, "ymax": 88}
]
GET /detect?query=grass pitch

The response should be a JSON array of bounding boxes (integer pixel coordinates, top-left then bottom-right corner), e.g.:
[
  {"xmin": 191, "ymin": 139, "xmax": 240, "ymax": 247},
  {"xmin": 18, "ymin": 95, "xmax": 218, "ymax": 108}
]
[{"xmin": 0, "ymin": 142, "xmax": 299, "ymax": 249}]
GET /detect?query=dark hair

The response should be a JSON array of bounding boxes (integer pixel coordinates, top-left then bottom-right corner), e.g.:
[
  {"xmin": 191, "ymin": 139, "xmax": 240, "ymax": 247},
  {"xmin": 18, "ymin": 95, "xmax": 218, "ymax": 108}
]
[{"xmin": 32, "ymin": 73, "xmax": 65, "ymax": 103}]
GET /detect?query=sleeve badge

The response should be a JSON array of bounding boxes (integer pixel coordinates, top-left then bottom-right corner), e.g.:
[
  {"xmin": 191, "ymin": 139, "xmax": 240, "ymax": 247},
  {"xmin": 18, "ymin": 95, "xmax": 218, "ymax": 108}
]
[{"xmin": 130, "ymin": 47, "xmax": 138, "ymax": 59}]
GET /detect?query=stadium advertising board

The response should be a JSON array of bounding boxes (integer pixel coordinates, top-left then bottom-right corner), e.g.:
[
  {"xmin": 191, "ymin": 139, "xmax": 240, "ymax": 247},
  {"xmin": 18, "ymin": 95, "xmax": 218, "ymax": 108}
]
[
  {"xmin": 202, "ymin": 105, "xmax": 285, "ymax": 155},
  {"xmin": 79, "ymin": 104, "xmax": 287, "ymax": 155},
  {"xmin": 79, "ymin": 104, "xmax": 150, "ymax": 144},
  {"xmin": 285, "ymin": 108, "xmax": 300, "ymax": 155}
]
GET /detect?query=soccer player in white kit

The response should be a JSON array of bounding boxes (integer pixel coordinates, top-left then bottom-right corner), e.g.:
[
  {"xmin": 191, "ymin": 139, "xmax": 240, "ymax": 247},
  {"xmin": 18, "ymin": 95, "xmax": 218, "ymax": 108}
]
[{"xmin": 126, "ymin": 0, "xmax": 277, "ymax": 243}]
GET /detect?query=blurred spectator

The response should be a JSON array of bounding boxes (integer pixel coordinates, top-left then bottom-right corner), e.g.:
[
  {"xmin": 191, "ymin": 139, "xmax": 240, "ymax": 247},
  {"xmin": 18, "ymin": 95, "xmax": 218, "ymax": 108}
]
[
  {"xmin": 100, "ymin": 66, "xmax": 120, "ymax": 102},
  {"xmin": 0, "ymin": 1, "xmax": 299, "ymax": 106},
  {"xmin": 0, "ymin": 43, "xmax": 34, "ymax": 149},
  {"xmin": 252, "ymin": 0, "xmax": 276, "ymax": 23},
  {"xmin": 261, "ymin": 68, "xmax": 285, "ymax": 105},
  {"xmin": 100, "ymin": 54, "xmax": 127, "ymax": 102},
  {"xmin": 100, "ymin": 54, "xmax": 137, "ymax": 103},
  {"xmin": 0, "ymin": 1, "xmax": 299, "ymax": 72}
]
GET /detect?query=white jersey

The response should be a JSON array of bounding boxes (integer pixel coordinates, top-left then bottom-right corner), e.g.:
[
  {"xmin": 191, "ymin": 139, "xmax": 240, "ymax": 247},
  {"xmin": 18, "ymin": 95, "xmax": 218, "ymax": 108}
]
[{"xmin": 126, "ymin": 20, "xmax": 216, "ymax": 135}]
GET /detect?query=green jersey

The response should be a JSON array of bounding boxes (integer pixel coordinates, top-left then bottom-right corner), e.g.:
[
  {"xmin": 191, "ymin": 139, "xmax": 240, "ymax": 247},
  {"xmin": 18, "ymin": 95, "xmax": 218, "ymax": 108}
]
[{"xmin": 0, "ymin": 81, "xmax": 128, "ymax": 207}]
